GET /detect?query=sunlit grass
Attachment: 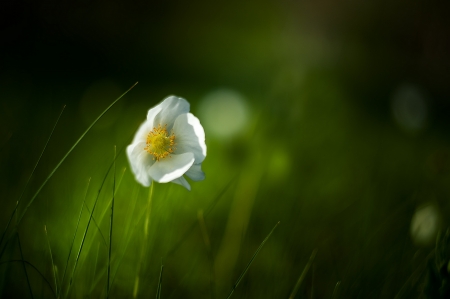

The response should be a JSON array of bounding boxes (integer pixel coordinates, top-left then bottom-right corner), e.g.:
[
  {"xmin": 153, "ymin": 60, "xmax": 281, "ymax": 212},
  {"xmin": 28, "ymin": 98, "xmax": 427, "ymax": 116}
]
[{"xmin": 1, "ymin": 77, "xmax": 450, "ymax": 298}]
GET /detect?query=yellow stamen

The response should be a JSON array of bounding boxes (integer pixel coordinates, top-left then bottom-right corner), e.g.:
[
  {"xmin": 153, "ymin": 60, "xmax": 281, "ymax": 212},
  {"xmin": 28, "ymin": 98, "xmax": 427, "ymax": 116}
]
[{"xmin": 144, "ymin": 124, "xmax": 175, "ymax": 161}]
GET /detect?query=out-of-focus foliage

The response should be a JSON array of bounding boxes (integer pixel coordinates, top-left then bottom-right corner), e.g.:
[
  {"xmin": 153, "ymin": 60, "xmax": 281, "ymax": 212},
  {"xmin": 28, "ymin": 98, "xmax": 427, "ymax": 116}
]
[{"xmin": 2, "ymin": 0, "xmax": 450, "ymax": 298}]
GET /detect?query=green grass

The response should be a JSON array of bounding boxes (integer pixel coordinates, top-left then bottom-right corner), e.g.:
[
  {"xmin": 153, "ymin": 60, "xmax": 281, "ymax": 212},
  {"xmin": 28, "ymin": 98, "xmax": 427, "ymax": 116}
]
[{"xmin": 1, "ymin": 79, "xmax": 449, "ymax": 299}]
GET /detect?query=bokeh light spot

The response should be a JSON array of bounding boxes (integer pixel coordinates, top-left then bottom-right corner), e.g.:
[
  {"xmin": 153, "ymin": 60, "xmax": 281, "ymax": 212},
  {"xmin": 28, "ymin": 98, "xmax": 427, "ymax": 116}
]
[
  {"xmin": 410, "ymin": 203, "xmax": 440, "ymax": 246},
  {"xmin": 199, "ymin": 89, "xmax": 249, "ymax": 139},
  {"xmin": 391, "ymin": 84, "xmax": 428, "ymax": 133}
]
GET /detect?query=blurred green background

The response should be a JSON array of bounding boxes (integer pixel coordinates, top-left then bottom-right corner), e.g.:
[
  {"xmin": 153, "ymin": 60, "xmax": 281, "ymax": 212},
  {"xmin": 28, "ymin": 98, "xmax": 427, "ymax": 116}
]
[{"xmin": 2, "ymin": 0, "xmax": 450, "ymax": 298}]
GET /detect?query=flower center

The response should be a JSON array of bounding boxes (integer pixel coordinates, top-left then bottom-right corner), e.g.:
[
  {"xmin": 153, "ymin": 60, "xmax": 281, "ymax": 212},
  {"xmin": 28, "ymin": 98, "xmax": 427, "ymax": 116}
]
[{"xmin": 144, "ymin": 124, "xmax": 175, "ymax": 161}]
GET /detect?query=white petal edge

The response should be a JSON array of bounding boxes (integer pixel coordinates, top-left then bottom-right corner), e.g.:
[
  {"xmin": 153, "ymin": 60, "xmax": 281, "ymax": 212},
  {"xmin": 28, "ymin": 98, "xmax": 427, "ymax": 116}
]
[
  {"xmin": 153, "ymin": 96, "xmax": 190, "ymax": 130},
  {"xmin": 185, "ymin": 164, "xmax": 205, "ymax": 181},
  {"xmin": 172, "ymin": 113, "xmax": 207, "ymax": 163},
  {"xmin": 171, "ymin": 176, "xmax": 191, "ymax": 191},
  {"xmin": 131, "ymin": 119, "xmax": 153, "ymax": 144},
  {"xmin": 148, "ymin": 152, "xmax": 195, "ymax": 183},
  {"xmin": 147, "ymin": 105, "xmax": 163, "ymax": 127},
  {"xmin": 126, "ymin": 142, "xmax": 154, "ymax": 187}
]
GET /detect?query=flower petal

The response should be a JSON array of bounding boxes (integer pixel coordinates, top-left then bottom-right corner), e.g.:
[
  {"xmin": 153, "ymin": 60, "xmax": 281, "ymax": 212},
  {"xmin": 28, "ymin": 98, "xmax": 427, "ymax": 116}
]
[
  {"xmin": 131, "ymin": 119, "xmax": 153, "ymax": 144},
  {"xmin": 171, "ymin": 176, "xmax": 191, "ymax": 191},
  {"xmin": 147, "ymin": 103, "xmax": 163, "ymax": 124},
  {"xmin": 148, "ymin": 152, "xmax": 195, "ymax": 183},
  {"xmin": 153, "ymin": 96, "xmax": 190, "ymax": 130},
  {"xmin": 172, "ymin": 113, "xmax": 207, "ymax": 163},
  {"xmin": 126, "ymin": 142, "xmax": 154, "ymax": 187},
  {"xmin": 185, "ymin": 163, "xmax": 205, "ymax": 181}
]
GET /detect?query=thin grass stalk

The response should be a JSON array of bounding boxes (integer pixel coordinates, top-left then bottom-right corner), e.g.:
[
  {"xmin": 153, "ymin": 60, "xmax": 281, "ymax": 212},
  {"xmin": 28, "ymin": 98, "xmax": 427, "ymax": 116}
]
[
  {"xmin": 106, "ymin": 146, "xmax": 116, "ymax": 298},
  {"xmin": 83, "ymin": 165, "xmax": 127, "ymax": 251},
  {"xmin": 65, "ymin": 160, "xmax": 116, "ymax": 298},
  {"xmin": 134, "ymin": 183, "xmax": 154, "ymax": 298},
  {"xmin": 0, "ymin": 201, "xmax": 19, "ymax": 259},
  {"xmin": 68, "ymin": 148, "xmax": 126, "ymax": 286},
  {"xmin": 44, "ymin": 225, "xmax": 58, "ymax": 296},
  {"xmin": 197, "ymin": 210, "xmax": 215, "ymax": 299},
  {"xmin": 91, "ymin": 242, "xmax": 101, "ymax": 293},
  {"xmin": 167, "ymin": 177, "xmax": 237, "ymax": 258},
  {"xmin": 155, "ymin": 260, "xmax": 164, "ymax": 299},
  {"xmin": 0, "ymin": 106, "xmax": 65, "ymax": 255},
  {"xmin": 16, "ymin": 82, "xmax": 137, "ymax": 227},
  {"xmin": 90, "ymin": 169, "xmax": 134, "ymax": 293},
  {"xmin": 82, "ymin": 202, "xmax": 107, "ymax": 246},
  {"xmin": 108, "ymin": 186, "xmax": 140, "ymax": 290},
  {"xmin": 331, "ymin": 281, "xmax": 341, "ymax": 299},
  {"xmin": 393, "ymin": 249, "xmax": 434, "ymax": 299},
  {"xmin": 17, "ymin": 234, "xmax": 34, "ymax": 299},
  {"xmin": 59, "ymin": 178, "xmax": 90, "ymax": 298},
  {"xmin": 288, "ymin": 249, "xmax": 318, "ymax": 299},
  {"xmin": 0, "ymin": 259, "xmax": 56, "ymax": 298},
  {"xmin": 225, "ymin": 221, "xmax": 280, "ymax": 299},
  {"xmin": 81, "ymin": 167, "xmax": 127, "ymax": 249}
]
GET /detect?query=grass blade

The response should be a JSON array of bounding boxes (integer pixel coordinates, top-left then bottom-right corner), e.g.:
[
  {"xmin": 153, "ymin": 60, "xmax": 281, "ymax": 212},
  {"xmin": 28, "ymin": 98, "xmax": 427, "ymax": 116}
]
[
  {"xmin": 0, "ymin": 105, "xmax": 65, "ymax": 255},
  {"xmin": 331, "ymin": 281, "xmax": 341, "ymax": 299},
  {"xmin": 83, "ymin": 161, "xmax": 127, "ymax": 251},
  {"xmin": 288, "ymin": 249, "xmax": 318, "ymax": 299},
  {"xmin": 59, "ymin": 177, "xmax": 91, "ymax": 297},
  {"xmin": 65, "ymin": 159, "xmax": 117, "ymax": 298},
  {"xmin": 106, "ymin": 146, "xmax": 116, "ymax": 298},
  {"xmin": 44, "ymin": 225, "xmax": 58, "ymax": 296},
  {"xmin": 197, "ymin": 209, "xmax": 215, "ymax": 299},
  {"xmin": 167, "ymin": 177, "xmax": 237, "ymax": 258},
  {"xmin": 156, "ymin": 259, "xmax": 164, "ymax": 299},
  {"xmin": 0, "ymin": 260, "xmax": 56, "ymax": 298},
  {"xmin": 225, "ymin": 221, "xmax": 280, "ymax": 299},
  {"xmin": 108, "ymin": 186, "xmax": 140, "ymax": 290},
  {"xmin": 90, "ymin": 242, "xmax": 101, "ymax": 293},
  {"xmin": 393, "ymin": 249, "xmax": 433, "ymax": 299},
  {"xmin": 133, "ymin": 183, "xmax": 154, "ymax": 298},
  {"xmin": 0, "ymin": 259, "xmax": 56, "ymax": 298},
  {"xmin": 17, "ymin": 233, "xmax": 34, "ymax": 299},
  {"xmin": 16, "ymin": 82, "xmax": 138, "ymax": 227}
]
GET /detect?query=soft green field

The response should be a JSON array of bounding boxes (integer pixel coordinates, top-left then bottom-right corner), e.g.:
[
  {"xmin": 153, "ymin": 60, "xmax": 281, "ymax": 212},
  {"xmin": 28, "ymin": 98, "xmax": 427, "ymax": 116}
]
[{"xmin": 2, "ymin": 0, "xmax": 450, "ymax": 298}]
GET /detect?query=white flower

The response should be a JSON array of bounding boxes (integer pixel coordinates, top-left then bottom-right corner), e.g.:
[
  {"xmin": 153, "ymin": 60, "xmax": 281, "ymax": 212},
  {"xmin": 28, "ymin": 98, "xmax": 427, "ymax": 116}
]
[{"xmin": 126, "ymin": 96, "xmax": 206, "ymax": 190}]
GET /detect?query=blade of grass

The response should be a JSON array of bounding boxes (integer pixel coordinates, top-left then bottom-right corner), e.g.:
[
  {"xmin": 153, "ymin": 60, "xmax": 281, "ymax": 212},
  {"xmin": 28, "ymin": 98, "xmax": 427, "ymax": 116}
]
[
  {"xmin": 0, "ymin": 106, "xmax": 65, "ymax": 255},
  {"xmin": 16, "ymin": 82, "xmax": 138, "ymax": 227},
  {"xmin": 134, "ymin": 183, "xmax": 155, "ymax": 298},
  {"xmin": 225, "ymin": 221, "xmax": 280, "ymax": 299},
  {"xmin": 393, "ymin": 249, "xmax": 433, "ymax": 299},
  {"xmin": 155, "ymin": 259, "xmax": 164, "ymax": 299},
  {"xmin": 90, "ymin": 242, "xmax": 101, "ymax": 294},
  {"xmin": 59, "ymin": 177, "xmax": 90, "ymax": 298},
  {"xmin": 44, "ymin": 225, "xmax": 58, "ymax": 296},
  {"xmin": 197, "ymin": 209, "xmax": 215, "ymax": 299},
  {"xmin": 65, "ymin": 159, "xmax": 117, "ymax": 298},
  {"xmin": 82, "ymin": 202, "xmax": 108, "ymax": 247},
  {"xmin": 106, "ymin": 146, "xmax": 116, "ymax": 298},
  {"xmin": 167, "ymin": 177, "xmax": 237, "ymax": 258},
  {"xmin": 0, "ymin": 259, "xmax": 56, "ymax": 298},
  {"xmin": 288, "ymin": 249, "xmax": 318, "ymax": 299},
  {"xmin": 108, "ymin": 185, "xmax": 141, "ymax": 291},
  {"xmin": 88, "ymin": 166, "xmax": 130, "ymax": 293},
  {"xmin": 331, "ymin": 281, "xmax": 341, "ymax": 299},
  {"xmin": 0, "ymin": 200, "xmax": 20, "ymax": 259},
  {"xmin": 78, "ymin": 167, "xmax": 127, "ymax": 250},
  {"xmin": 17, "ymin": 233, "xmax": 34, "ymax": 299},
  {"xmin": 83, "ymin": 164, "xmax": 127, "ymax": 252}
]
